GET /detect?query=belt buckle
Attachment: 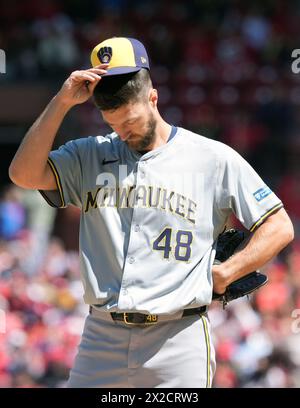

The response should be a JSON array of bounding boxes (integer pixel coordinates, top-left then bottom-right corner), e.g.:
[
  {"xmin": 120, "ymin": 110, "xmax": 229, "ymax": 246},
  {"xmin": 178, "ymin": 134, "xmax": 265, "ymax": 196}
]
[
  {"xmin": 123, "ymin": 313, "xmax": 136, "ymax": 326},
  {"xmin": 123, "ymin": 313, "xmax": 158, "ymax": 326}
]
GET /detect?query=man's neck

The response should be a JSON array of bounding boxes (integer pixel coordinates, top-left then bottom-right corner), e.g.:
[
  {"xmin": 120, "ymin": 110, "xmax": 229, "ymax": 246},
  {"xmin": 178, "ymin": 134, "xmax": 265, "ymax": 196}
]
[{"xmin": 142, "ymin": 120, "xmax": 172, "ymax": 153}]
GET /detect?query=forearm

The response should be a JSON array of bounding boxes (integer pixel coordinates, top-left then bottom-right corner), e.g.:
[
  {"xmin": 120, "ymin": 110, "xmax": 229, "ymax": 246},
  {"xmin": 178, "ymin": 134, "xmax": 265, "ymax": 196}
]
[
  {"xmin": 224, "ymin": 225, "xmax": 284, "ymax": 281},
  {"xmin": 10, "ymin": 64, "xmax": 107, "ymax": 189},
  {"xmin": 221, "ymin": 209, "xmax": 294, "ymax": 285},
  {"xmin": 9, "ymin": 95, "xmax": 71, "ymax": 188}
]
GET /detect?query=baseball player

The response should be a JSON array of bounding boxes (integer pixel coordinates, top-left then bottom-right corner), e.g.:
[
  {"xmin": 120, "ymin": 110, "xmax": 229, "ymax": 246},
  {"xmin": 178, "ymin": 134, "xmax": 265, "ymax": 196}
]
[{"xmin": 9, "ymin": 37, "xmax": 294, "ymax": 388}]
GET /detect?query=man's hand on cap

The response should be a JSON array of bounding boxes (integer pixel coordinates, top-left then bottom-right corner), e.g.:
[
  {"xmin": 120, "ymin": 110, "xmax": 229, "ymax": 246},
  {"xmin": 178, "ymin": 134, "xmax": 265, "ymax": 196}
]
[{"xmin": 57, "ymin": 64, "xmax": 109, "ymax": 107}]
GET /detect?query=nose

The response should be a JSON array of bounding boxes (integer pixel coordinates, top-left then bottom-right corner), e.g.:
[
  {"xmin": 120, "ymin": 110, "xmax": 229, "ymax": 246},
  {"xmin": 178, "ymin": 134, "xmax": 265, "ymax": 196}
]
[{"xmin": 119, "ymin": 132, "xmax": 131, "ymax": 141}]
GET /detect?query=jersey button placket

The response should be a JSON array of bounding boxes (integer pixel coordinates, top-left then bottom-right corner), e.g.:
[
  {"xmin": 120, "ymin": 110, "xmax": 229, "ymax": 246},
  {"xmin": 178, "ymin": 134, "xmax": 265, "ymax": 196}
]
[
  {"xmin": 129, "ymin": 256, "xmax": 135, "ymax": 264},
  {"xmin": 119, "ymin": 160, "xmax": 145, "ymax": 310},
  {"xmin": 138, "ymin": 160, "xmax": 146, "ymax": 180}
]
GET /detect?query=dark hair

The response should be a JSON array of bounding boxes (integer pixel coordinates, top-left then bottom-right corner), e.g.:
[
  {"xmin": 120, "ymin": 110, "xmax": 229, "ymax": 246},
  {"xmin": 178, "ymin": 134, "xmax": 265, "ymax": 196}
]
[{"xmin": 93, "ymin": 68, "xmax": 152, "ymax": 111}]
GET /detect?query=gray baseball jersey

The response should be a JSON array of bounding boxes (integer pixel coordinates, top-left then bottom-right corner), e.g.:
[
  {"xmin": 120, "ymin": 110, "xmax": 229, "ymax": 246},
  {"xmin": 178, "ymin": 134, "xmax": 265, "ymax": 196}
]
[{"xmin": 40, "ymin": 127, "xmax": 283, "ymax": 314}]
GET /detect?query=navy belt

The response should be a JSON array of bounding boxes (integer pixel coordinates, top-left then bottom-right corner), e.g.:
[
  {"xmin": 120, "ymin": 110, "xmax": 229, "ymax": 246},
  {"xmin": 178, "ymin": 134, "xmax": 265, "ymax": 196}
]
[{"xmin": 90, "ymin": 306, "xmax": 207, "ymax": 325}]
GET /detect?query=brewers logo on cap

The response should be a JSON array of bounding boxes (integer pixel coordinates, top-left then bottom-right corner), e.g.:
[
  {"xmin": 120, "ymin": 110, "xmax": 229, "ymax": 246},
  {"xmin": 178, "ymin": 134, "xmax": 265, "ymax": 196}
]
[
  {"xmin": 98, "ymin": 46, "xmax": 113, "ymax": 64},
  {"xmin": 90, "ymin": 37, "xmax": 150, "ymax": 77}
]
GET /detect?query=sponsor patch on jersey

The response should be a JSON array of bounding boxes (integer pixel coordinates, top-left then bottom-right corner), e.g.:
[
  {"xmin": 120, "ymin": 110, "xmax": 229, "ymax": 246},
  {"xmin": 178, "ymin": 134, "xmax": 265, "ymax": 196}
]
[{"xmin": 253, "ymin": 186, "xmax": 272, "ymax": 202}]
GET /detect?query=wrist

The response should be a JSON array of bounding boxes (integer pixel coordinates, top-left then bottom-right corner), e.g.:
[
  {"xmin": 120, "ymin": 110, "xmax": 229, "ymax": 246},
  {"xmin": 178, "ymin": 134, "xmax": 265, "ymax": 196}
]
[
  {"xmin": 212, "ymin": 263, "xmax": 231, "ymax": 294},
  {"xmin": 53, "ymin": 93, "xmax": 75, "ymax": 112},
  {"xmin": 216, "ymin": 263, "xmax": 232, "ymax": 286},
  {"xmin": 221, "ymin": 264, "xmax": 234, "ymax": 286}
]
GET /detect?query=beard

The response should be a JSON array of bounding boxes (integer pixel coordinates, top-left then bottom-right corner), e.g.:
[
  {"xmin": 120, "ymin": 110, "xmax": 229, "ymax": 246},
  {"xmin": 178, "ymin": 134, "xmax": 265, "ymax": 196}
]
[{"xmin": 126, "ymin": 113, "xmax": 157, "ymax": 152}]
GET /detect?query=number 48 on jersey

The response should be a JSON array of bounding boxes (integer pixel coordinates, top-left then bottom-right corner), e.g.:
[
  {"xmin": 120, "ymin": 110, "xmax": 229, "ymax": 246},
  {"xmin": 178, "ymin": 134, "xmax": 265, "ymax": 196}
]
[{"xmin": 152, "ymin": 227, "xmax": 193, "ymax": 262}]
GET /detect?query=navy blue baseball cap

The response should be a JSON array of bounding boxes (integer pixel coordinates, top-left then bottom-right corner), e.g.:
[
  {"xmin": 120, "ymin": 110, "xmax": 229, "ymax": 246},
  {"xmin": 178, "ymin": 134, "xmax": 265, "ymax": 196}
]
[{"xmin": 90, "ymin": 37, "xmax": 150, "ymax": 76}]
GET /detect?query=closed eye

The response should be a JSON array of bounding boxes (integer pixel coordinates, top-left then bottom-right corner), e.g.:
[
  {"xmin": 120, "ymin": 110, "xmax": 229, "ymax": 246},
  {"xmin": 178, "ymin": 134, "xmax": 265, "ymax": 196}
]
[
  {"xmin": 102, "ymin": 117, "xmax": 139, "ymax": 127},
  {"xmin": 126, "ymin": 119, "xmax": 137, "ymax": 125}
]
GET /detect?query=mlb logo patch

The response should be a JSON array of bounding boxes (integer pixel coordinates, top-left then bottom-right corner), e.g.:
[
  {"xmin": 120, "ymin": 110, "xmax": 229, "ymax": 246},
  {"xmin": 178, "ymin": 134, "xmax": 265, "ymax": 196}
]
[{"xmin": 253, "ymin": 187, "xmax": 272, "ymax": 202}]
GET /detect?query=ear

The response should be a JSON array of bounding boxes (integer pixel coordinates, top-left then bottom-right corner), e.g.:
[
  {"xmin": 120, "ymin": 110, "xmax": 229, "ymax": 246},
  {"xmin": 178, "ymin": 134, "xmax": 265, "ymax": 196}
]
[{"xmin": 149, "ymin": 88, "xmax": 158, "ymax": 107}]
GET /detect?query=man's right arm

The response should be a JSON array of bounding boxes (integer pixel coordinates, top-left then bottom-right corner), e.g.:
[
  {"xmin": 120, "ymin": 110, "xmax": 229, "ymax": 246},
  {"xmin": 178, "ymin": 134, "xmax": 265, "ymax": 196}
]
[{"xmin": 9, "ymin": 64, "xmax": 109, "ymax": 191}]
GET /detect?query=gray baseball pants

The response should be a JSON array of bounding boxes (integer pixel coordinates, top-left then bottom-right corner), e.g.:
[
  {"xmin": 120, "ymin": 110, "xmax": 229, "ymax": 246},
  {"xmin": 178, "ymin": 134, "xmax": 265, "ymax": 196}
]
[{"xmin": 67, "ymin": 308, "xmax": 216, "ymax": 388}]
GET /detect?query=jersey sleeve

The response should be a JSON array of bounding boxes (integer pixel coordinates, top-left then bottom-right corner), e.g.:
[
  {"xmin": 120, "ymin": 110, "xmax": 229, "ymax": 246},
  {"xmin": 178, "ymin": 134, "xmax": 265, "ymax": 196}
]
[
  {"xmin": 216, "ymin": 145, "xmax": 283, "ymax": 231},
  {"xmin": 39, "ymin": 139, "xmax": 83, "ymax": 208}
]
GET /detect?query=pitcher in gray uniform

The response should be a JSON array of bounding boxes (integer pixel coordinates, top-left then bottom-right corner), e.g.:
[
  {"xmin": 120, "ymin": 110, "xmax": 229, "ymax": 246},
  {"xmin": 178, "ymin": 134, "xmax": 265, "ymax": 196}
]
[{"xmin": 9, "ymin": 37, "xmax": 294, "ymax": 388}]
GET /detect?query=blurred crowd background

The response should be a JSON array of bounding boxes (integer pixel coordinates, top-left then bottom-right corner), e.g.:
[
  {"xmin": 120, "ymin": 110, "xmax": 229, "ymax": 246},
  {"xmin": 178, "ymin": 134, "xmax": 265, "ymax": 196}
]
[{"xmin": 1, "ymin": 0, "xmax": 300, "ymax": 388}]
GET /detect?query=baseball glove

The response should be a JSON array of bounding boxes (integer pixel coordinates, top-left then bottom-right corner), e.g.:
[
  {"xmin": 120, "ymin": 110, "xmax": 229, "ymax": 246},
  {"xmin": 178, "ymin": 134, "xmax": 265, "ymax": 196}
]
[{"xmin": 212, "ymin": 229, "xmax": 268, "ymax": 308}]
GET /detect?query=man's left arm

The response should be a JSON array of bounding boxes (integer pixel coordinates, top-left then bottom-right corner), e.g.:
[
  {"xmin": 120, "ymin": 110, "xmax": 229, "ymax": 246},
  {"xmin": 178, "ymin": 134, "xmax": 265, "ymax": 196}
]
[{"xmin": 213, "ymin": 208, "xmax": 294, "ymax": 295}]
